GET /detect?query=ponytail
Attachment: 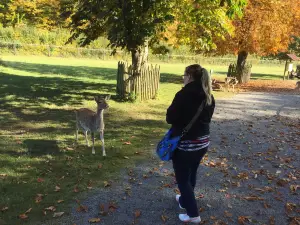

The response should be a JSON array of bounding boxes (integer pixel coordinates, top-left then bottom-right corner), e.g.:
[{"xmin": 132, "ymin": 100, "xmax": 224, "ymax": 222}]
[{"xmin": 185, "ymin": 64, "xmax": 213, "ymax": 105}]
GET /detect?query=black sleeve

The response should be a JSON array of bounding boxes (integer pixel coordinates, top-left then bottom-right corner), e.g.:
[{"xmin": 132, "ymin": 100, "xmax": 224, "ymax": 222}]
[{"xmin": 166, "ymin": 91, "xmax": 184, "ymax": 125}]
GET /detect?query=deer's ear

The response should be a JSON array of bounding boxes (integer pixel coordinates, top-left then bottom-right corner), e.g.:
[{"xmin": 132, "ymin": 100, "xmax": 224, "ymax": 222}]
[{"xmin": 105, "ymin": 95, "xmax": 111, "ymax": 100}]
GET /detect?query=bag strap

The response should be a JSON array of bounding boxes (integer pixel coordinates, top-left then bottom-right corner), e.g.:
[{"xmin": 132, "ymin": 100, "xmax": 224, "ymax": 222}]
[{"xmin": 181, "ymin": 101, "xmax": 206, "ymax": 137}]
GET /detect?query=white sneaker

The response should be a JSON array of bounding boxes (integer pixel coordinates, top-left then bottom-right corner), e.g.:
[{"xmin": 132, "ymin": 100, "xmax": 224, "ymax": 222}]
[
  {"xmin": 179, "ymin": 214, "xmax": 201, "ymax": 223},
  {"xmin": 176, "ymin": 194, "xmax": 185, "ymax": 209}
]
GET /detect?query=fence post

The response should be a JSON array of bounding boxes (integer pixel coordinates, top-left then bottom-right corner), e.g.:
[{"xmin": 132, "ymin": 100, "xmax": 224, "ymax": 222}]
[
  {"xmin": 47, "ymin": 45, "xmax": 51, "ymax": 57},
  {"xmin": 13, "ymin": 43, "xmax": 17, "ymax": 55}
]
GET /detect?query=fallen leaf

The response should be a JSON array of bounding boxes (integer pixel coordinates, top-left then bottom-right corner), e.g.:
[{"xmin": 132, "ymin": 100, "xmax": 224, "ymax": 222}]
[
  {"xmin": 207, "ymin": 204, "xmax": 212, "ymax": 208},
  {"xmin": 276, "ymin": 179, "xmax": 289, "ymax": 187},
  {"xmin": 99, "ymin": 204, "xmax": 108, "ymax": 216},
  {"xmin": 35, "ymin": 194, "xmax": 43, "ymax": 203},
  {"xmin": 199, "ymin": 207, "xmax": 205, "ymax": 212},
  {"xmin": 290, "ymin": 185, "xmax": 299, "ymax": 193},
  {"xmin": 88, "ymin": 218, "xmax": 101, "ymax": 223},
  {"xmin": 269, "ymin": 216, "xmax": 275, "ymax": 225},
  {"xmin": 37, "ymin": 178, "xmax": 44, "ymax": 183},
  {"xmin": 25, "ymin": 208, "xmax": 32, "ymax": 214},
  {"xmin": 174, "ymin": 188, "xmax": 180, "ymax": 195},
  {"xmin": 238, "ymin": 216, "xmax": 251, "ymax": 225},
  {"xmin": 161, "ymin": 214, "xmax": 167, "ymax": 222},
  {"xmin": 74, "ymin": 186, "xmax": 79, "ymax": 193},
  {"xmin": 77, "ymin": 205, "xmax": 88, "ymax": 212},
  {"xmin": 43, "ymin": 211, "xmax": 47, "ymax": 216},
  {"xmin": 134, "ymin": 210, "xmax": 141, "ymax": 218},
  {"xmin": 19, "ymin": 214, "xmax": 28, "ymax": 219},
  {"xmin": 196, "ymin": 194, "xmax": 204, "ymax": 199},
  {"xmin": 123, "ymin": 141, "xmax": 131, "ymax": 145},
  {"xmin": 55, "ymin": 186, "xmax": 61, "ymax": 192},
  {"xmin": 123, "ymin": 156, "xmax": 130, "ymax": 159},
  {"xmin": 1, "ymin": 207, "xmax": 8, "ymax": 212},
  {"xmin": 243, "ymin": 196, "xmax": 264, "ymax": 201},
  {"xmin": 263, "ymin": 202, "xmax": 271, "ymax": 209},
  {"xmin": 0, "ymin": 173, "xmax": 7, "ymax": 178},
  {"xmin": 45, "ymin": 206, "xmax": 56, "ymax": 212},
  {"xmin": 53, "ymin": 212, "xmax": 64, "ymax": 217},
  {"xmin": 103, "ymin": 181, "xmax": 111, "ymax": 187},
  {"xmin": 108, "ymin": 203, "xmax": 118, "ymax": 212},
  {"xmin": 209, "ymin": 161, "xmax": 216, "ymax": 167},
  {"xmin": 224, "ymin": 211, "xmax": 233, "ymax": 218},
  {"xmin": 288, "ymin": 216, "xmax": 300, "ymax": 225},
  {"xmin": 57, "ymin": 200, "xmax": 64, "ymax": 203},
  {"xmin": 286, "ymin": 203, "xmax": 296, "ymax": 214},
  {"xmin": 97, "ymin": 164, "xmax": 103, "ymax": 169}
]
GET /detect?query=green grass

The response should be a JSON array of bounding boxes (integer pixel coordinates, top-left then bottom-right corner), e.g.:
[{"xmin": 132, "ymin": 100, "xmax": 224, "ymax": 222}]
[{"xmin": 0, "ymin": 55, "xmax": 282, "ymax": 224}]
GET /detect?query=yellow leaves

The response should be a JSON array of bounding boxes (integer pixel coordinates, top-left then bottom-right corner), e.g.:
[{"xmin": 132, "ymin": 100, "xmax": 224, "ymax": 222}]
[{"xmin": 88, "ymin": 218, "xmax": 101, "ymax": 223}]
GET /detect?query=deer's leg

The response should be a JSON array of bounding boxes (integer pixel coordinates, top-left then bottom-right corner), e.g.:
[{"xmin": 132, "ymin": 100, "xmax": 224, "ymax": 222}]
[
  {"xmin": 91, "ymin": 132, "xmax": 95, "ymax": 154},
  {"xmin": 75, "ymin": 115, "xmax": 79, "ymax": 142},
  {"xmin": 84, "ymin": 130, "xmax": 90, "ymax": 147},
  {"xmin": 100, "ymin": 130, "xmax": 106, "ymax": 157}
]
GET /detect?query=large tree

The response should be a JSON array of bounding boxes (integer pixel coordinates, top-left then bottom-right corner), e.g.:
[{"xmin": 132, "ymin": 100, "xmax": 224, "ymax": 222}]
[
  {"xmin": 68, "ymin": 0, "xmax": 246, "ymax": 73},
  {"xmin": 212, "ymin": 0, "xmax": 300, "ymax": 82}
]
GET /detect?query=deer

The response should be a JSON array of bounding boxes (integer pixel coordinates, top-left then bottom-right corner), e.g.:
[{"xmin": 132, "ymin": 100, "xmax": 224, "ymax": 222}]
[
  {"xmin": 212, "ymin": 79, "xmax": 224, "ymax": 91},
  {"xmin": 75, "ymin": 95, "xmax": 110, "ymax": 156},
  {"xmin": 225, "ymin": 77, "xmax": 239, "ymax": 92},
  {"xmin": 296, "ymin": 81, "xmax": 300, "ymax": 91}
]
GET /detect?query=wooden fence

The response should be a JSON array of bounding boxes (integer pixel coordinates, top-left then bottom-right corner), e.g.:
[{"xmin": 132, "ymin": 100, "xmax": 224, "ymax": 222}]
[{"xmin": 116, "ymin": 61, "xmax": 160, "ymax": 101}]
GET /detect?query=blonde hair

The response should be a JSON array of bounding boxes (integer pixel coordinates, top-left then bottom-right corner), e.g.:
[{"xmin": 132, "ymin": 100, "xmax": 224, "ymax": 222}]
[{"xmin": 185, "ymin": 64, "xmax": 212, "ymax": 105}]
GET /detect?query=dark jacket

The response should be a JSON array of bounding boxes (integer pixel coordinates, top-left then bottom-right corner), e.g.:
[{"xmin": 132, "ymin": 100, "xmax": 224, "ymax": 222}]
[{"xmin": 166, "ymin": 81, "xmax": 215, "ymax": 140}]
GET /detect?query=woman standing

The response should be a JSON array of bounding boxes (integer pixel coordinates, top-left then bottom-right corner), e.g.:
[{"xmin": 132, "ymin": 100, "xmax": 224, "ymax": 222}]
[{"xmin": 166, "ymin": 64, "xmax": 215, "ymax": 223}]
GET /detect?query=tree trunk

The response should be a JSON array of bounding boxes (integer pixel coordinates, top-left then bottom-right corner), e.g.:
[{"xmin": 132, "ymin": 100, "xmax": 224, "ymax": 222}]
[
  {"xmin": 236, "ymin": 50, "xmax": 251, "ymax": 83},
  {"xmin": 131, "ymin": 40, "xmax": 148, "ymax": 76}
]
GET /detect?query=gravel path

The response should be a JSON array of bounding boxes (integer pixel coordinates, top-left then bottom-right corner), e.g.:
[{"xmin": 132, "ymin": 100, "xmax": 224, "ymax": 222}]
[{"xmin": 63, "ymin": 92, "xmax": 299, "ymax": 225}]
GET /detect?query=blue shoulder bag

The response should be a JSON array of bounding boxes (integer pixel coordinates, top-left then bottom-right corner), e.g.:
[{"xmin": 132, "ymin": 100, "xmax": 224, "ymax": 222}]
[{"xmin": 156, "ymin": 101, "xmax": 205, "ymax": 161}]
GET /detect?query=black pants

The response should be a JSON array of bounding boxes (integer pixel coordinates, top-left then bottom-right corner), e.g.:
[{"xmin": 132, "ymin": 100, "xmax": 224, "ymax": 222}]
[{"xmin": 172, "ymin": 147, "xmax": 208, "ymax": 217}]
